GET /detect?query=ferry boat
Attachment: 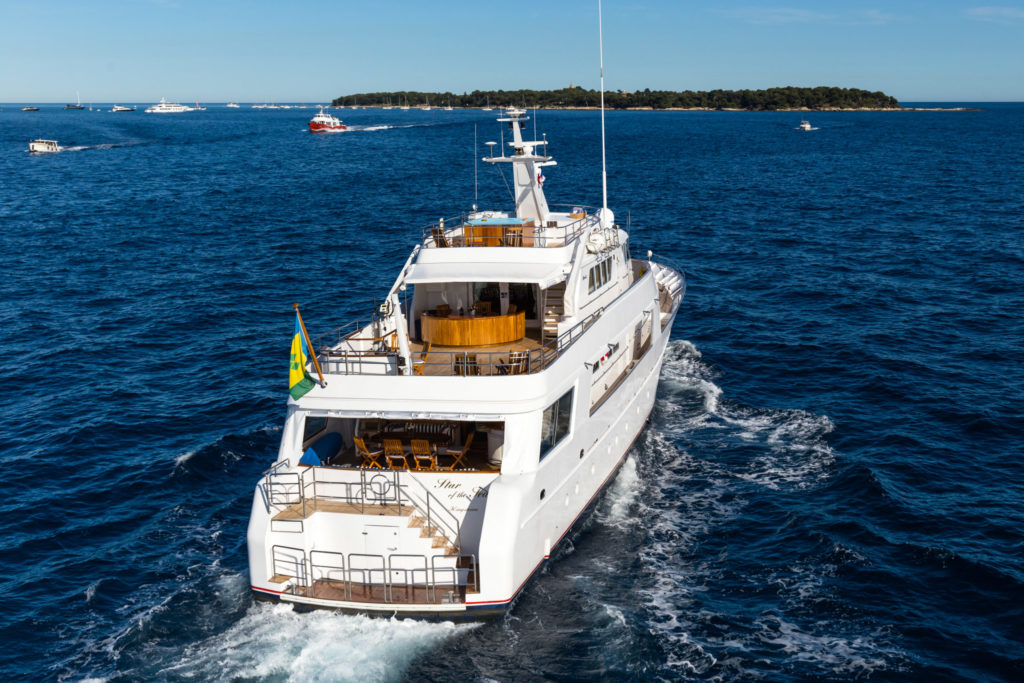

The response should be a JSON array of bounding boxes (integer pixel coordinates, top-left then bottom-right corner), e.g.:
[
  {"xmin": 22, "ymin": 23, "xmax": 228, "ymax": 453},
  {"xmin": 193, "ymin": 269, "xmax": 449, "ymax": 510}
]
[
  {"xmin": 308, "ymin": 106, "xmax": 346, "ymax": 132},
  {"xmin": 246, "ymin": 106, "xmax": 685, "ymax": 618},
  {"xmin": 144, "ymin": 97, "xmax": 192, "ymax": 114},
  {"xmin": 28, "ymin": 139, "xmax": 61, "ymax": 153}
]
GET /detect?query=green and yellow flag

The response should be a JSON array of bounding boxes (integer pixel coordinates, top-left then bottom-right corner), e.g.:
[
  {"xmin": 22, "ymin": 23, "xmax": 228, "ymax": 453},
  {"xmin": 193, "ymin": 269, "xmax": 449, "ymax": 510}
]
[{"xmin": 289, "ymin": 312, "xmax": 316, "ymax": 400}]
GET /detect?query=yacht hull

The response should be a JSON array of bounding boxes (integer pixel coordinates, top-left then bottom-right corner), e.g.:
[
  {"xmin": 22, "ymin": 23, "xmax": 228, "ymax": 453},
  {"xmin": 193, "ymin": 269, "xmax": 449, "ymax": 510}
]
[{"xmin": 248, "ymin": 299, "xmax": 677, "ymax": 619}]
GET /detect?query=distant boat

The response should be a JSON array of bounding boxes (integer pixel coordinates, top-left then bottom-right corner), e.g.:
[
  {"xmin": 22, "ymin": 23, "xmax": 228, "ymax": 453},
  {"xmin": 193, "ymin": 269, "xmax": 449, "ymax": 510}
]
[
  {"xmin": 308, "ymin": 106, "xmax": 347, "ymax": 132},
  {"xmin": 193, "ymin": 100, "xmax": 206, "ymax": 111},
  {"xmin": 21, "ymin": 106, "xmax": 39, "ymax": 112},
  {"xmin": 482, "ymin": 96, "xmax": 492, "ymax": 111},
  {"xmin": 64, "ymin": 91, "xmax": 85, "ymax": 110},
  {"xmin": 145, "ymin": 97, "xmax": 192, "ymax": 113},
  {"xmin": 28, "ymin": 139, "xmax": 61, "ymax": 153},
  {"xmin": 798, "ymin": 120, "xmax": 813, "ymax": 131},
  {"xmin": 110, "ymin": 105, "xmax": 136, "ymax": 112},
  {"xmin": 226, "ymin": 102, "xmax": 240, "ymax": 108}
]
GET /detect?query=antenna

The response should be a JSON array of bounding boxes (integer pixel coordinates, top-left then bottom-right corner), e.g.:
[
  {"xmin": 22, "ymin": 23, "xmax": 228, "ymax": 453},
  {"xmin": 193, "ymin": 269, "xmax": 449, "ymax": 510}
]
[{"xmin": 598, "ymin": 0, "xmax": 608, "ymax": 214}]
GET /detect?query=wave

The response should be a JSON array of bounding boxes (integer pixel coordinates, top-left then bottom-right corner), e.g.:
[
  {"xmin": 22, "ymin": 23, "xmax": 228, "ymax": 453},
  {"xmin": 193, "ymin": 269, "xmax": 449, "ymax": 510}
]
[
  {"xmin": 617, "ymin": 339, "xmax": 906, "ymax": 677},
  {"xmin": 155, "ymin": 604, "xmax": 475, "ymax": 682}
]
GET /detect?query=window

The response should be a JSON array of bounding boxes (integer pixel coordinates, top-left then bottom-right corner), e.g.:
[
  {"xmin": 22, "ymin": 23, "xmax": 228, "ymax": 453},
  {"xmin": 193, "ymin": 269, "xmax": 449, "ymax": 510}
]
[
  {"xmin": 303, "ymin": 415, "xmax": 327, "ymax": 443},
  {"xmin": 539, "ymin": 389, "xmax": 574, "ymax": 460},
  {"xmin": 587, "ymin": 257, "xmax": 614, "ymax": 293}
]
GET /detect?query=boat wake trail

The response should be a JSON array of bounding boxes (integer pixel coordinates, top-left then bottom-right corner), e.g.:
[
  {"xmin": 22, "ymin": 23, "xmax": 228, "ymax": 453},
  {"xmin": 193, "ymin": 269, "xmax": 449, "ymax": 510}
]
[
  {"xmin": 61, "ymin": 141, "xmax": 146, "ymax": 152},
  {"xmin": 609, "ymin": 339, "xmax": 906, "ymax": 678},
  {"xmin": 159, "ymin": 604, "xmax": 476, "ymax": 682}
]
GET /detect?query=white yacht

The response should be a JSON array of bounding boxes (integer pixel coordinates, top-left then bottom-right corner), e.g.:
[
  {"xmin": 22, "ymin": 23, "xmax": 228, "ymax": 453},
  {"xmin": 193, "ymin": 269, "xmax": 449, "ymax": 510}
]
[
  {"xmin": 247, "ymin": 107, "xmax": 685, "ymax": 618},
  {"xmin": 110, "ymin": 105, "xmax": 136, "ymax": 112},
  {"xmin": 226, "ymin": 102, "xmax": 240, "ymax": 108},
  {"xmin": 144, "ymin": 97, "xmax": 192, "ymax": 114},
  {"xmin": 28, "ymin": 139, "xmax": 61, "ymax": 153},
  {"xmin": 799, "ymin": 119, "xmax": 813, "ymax": 131}
]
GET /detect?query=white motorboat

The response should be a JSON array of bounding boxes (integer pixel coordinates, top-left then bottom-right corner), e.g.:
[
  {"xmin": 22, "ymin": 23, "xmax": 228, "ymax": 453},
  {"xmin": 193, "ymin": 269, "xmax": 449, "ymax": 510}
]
[
  {"xmin": 110, "ymin": 105, "xmax": 136, "ymax": 112},
  {"xmin": 144, "ymin": 97, "xmax": 192, "ymax": 114},
  {"xmin": 28, "ymin": 139, "xmax": 61, "ymax": 153},
  {"xmin": 799, "ymin": 120, "xmax": 813, "ymax": 131},
  {"xmin": 246, "ymin": 104, "xmax": 685, "ymax": 618},
  {"xmin": 226, "ymin": 102, "xmax": 240, "ymax": 108}
]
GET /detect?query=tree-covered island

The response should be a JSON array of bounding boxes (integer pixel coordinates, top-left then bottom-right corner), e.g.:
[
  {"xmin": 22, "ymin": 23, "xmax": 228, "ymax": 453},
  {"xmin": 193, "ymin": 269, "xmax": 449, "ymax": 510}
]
[{"xmin": 333, "ymin": 86, "xmax": 903, "ymax": 110}]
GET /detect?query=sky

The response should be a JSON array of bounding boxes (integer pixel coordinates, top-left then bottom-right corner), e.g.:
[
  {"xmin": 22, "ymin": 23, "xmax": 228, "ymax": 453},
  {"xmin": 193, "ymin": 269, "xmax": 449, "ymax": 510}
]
[{"xmin": 1, "ymin": 0, "xmax": 1022, "ymax": 103}]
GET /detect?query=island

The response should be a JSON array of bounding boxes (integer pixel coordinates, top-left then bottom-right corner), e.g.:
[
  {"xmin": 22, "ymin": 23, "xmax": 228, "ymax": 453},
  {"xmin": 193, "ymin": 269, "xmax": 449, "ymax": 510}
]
[{"xmin": 331, "ymin": 86, "xmax": 955, "ymax": 111}]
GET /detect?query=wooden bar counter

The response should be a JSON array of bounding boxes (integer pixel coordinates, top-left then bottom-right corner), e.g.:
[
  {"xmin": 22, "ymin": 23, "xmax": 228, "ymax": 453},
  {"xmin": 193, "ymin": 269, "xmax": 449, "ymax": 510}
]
[{"xmin": 421, "ymin": 311, "xmax": 526, "ymax": 346}]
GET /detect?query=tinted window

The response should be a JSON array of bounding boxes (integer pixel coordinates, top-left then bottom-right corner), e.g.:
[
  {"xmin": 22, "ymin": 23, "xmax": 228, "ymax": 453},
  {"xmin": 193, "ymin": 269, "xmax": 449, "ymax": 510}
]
[
  {"xmin": 303, "ymin": 416, "xmax": 327, "ymax": 442},
  {"xmin": 540, "ymin": 388, "xmax": 574, "ymax": 460}
]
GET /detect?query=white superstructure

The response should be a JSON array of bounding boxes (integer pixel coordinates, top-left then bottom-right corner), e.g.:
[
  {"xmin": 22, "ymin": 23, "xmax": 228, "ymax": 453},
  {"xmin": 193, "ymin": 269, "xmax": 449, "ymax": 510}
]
[
  {"xmin": 28, "ymin": 139, "xmax": 61, "ymax": 153},
  {"xmin": 144, "ymin": 97, "xmax": 192, "ymax": 114},
  {"xmin": 247, "ymin": 108, "xmax": 685, "ymax": 618}
]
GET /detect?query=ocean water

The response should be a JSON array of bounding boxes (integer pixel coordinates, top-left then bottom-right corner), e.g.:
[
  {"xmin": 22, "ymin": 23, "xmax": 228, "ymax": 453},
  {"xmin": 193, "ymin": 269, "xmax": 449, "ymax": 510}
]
[{"xmin": 1, "ymin": 103, "xmax": 1022, "ymax": 681}]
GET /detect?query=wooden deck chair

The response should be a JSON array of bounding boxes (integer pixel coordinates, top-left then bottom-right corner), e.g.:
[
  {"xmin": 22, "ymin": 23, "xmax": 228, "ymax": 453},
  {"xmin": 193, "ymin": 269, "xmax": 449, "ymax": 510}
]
[
  {"xmin": 431, "ymin": 227, "xmax": 451, "ymax": 248},
  {"xmin": 440, "ymin": 431, "xmax": 474, "ymax": 471},
  {"xmin": 413, "ymin": 342, "xmax": 432, "ymax": 376},
  {"xmin": 411, "ymin": 439, "xmax": 436, "ymax": 470},
  {"xmin": 455, "ymin": 354, "xmax": 479, "ymax": 376},
  {"xmin": 383, "ymin": 438, "xmax": 407, "ymax": 469},
  {"xmin": 354, "ymin": 436, "xmax": 383, "ymax": 469},
  {"xmin": 435, "ymin": 304, "xmax": 451, "ymax": 317},
  {"xmin": 509, "ymin": 350, "xmax": 529, "ymax": 375},
  {"xmin": 473, "ymin": 301, "xmax": 491, "ymax": 315},
  {"xmin": 503, "ymin": 225, "xmax": 523, "ymax": 247}
]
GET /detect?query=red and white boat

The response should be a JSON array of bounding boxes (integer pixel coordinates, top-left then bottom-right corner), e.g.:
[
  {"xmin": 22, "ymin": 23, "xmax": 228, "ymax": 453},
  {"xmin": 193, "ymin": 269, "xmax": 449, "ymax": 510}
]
[{"xmin": 308, "ymin": 107, "xmax": 346, "ymax": 132}]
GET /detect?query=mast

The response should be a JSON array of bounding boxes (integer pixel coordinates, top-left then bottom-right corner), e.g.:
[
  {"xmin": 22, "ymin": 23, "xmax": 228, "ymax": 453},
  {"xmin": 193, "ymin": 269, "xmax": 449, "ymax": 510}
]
[{"xmin": 598, "ymin": 0, "xmax": 608, "ymax": 218}]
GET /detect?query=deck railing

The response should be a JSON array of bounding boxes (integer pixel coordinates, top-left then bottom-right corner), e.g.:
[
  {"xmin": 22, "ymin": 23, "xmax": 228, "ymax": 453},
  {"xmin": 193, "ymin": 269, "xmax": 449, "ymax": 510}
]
[
  {"xmin": 420, "ymin": 205, "xmax": 597, "ymax": 249},
  {"xmin": 317, "ymin": 308, "xmax": 603, "ymax": 378}
]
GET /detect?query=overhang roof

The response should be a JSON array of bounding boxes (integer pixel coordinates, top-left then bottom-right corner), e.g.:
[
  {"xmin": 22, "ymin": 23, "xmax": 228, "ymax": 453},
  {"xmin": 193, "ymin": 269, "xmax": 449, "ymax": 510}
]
[{"xmin": 406, "ymin": 261, "xmax": 567, "ymax": 289}]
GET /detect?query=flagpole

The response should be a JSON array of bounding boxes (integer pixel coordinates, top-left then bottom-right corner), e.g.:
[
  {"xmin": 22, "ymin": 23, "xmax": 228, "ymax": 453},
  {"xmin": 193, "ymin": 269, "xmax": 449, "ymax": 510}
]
[{"xmin": 293, "ymin": 303, "xmax": 326, "ymax": 387}]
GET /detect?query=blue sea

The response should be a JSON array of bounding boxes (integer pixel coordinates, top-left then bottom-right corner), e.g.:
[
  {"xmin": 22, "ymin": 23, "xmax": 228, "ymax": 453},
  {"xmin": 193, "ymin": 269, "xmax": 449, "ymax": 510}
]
[{"xmin": 1, "ymin": 103, "xmax": 1022, "ymax": 681}]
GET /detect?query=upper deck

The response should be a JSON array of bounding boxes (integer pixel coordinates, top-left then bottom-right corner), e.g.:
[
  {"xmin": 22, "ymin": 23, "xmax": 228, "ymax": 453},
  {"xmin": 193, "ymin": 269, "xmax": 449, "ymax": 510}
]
[{"xmin": 420, "ymin": 206, "xmax": 597, "ymax": 251}]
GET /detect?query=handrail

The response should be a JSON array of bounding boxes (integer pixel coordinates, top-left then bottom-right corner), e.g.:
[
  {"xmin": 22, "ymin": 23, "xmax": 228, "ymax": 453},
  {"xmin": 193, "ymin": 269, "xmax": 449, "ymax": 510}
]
[
  {"xmin": 420, "ymin": 206, "xmax": 598, "ymax": 249},
  {"xmin": 271, "ymin": 544, "xmax": 308, "ymax": 589},
  {"xmin": 401, "ymin": 476, "xmax": 462, "ymax": 549},
  {"xmin": 320, "ymin": 307, "xmax": 603, "ymax": 377}
]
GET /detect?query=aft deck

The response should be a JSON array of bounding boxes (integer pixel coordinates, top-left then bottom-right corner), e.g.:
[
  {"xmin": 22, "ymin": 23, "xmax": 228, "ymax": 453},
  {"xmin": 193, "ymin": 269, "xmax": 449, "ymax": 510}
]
[{"xmin": 408, "ymin": 328, "xmax": 547, "ymax": 376}]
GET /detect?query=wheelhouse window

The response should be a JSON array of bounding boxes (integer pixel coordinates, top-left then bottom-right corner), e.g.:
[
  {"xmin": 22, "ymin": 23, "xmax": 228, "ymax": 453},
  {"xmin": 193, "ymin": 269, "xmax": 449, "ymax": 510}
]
[
  {"xmin": 588, "ymin": 257, "xmax": 613, "ymax": 293},
  {"xmin": 539, "ymin": 389, "xmax": 574, "ymax": 460}
]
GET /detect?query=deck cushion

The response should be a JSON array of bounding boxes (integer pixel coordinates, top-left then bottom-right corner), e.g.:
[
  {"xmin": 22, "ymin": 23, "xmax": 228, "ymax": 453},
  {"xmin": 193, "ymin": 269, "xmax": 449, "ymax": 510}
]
[{"xmin": 299, "ymin": 432, "xmax": 343, "ymax": 466}]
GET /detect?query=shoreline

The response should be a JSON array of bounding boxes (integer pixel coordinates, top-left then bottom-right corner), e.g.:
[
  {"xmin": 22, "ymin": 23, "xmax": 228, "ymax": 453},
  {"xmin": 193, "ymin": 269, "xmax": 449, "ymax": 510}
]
[{"xmin": 348, "ymin": 105, "xmax": 979, "ymax": 112}]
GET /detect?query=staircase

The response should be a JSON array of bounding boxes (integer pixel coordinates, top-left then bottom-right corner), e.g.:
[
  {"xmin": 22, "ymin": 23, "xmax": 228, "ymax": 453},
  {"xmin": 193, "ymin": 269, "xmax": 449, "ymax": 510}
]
[
  {"xmin": 408, "ymin": 512, "xmax": 460, "ymax": 556},
  {"xmin": 542, "ymin": 282, "xmax": 566, "ymax": 344}
]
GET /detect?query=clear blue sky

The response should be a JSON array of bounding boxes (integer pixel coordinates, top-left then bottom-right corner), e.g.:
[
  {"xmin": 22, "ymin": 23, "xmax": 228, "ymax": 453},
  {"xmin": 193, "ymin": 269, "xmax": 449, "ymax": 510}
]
[{"xmin": 2, "ymin": 0, "xmax": 1022, "ymax": 103}]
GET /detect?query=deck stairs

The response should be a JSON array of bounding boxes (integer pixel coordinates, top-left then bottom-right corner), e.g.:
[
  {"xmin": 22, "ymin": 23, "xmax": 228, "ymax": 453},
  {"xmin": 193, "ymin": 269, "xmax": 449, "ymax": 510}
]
[{"xmin": 542, "ymin": 282, "xmax": 566, "ymax": 344}]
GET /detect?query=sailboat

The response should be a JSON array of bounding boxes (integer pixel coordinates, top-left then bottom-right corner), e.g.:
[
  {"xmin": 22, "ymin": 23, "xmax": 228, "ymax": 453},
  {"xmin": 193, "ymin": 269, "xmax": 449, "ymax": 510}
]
[
  {"xmin": 481, "ymin": 95, "xmax": 493, "ymax": 111},
  {"xmin": 64, "ymin": 91, "xmax": 85, "ymax": 110}
]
